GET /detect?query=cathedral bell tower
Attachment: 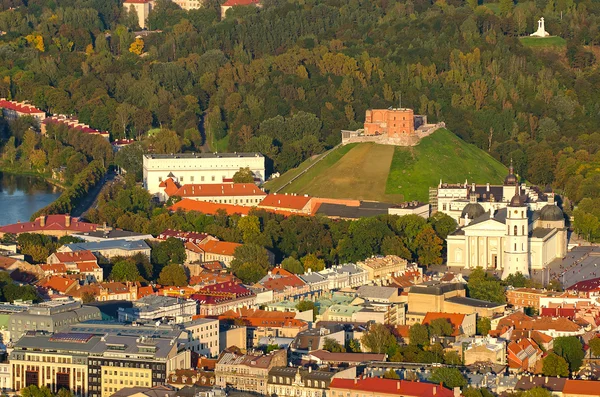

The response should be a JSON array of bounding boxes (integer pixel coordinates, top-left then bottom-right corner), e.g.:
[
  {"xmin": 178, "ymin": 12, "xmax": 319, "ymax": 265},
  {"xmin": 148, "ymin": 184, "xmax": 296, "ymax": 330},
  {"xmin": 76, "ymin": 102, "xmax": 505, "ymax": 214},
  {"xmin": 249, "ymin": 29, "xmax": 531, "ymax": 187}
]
[{"xmin": 502, "ymin": 183, "xmax": 529, "ymax": 280}]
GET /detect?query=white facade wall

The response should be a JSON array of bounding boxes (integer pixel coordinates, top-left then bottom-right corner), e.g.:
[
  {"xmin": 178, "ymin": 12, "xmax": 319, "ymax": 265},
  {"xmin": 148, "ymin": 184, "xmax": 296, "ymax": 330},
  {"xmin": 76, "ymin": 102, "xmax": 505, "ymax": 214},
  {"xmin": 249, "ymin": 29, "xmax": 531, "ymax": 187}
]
[
  {"xmin": 123, "ymin": 1, "xmax": 152, "ymax": 29},
  {"xmin": 184, "ymin": 194, "xmax": 266, "ymax": 206},
  {"xmin": 184, "ymin": 319, "xmax": 220, "ymax": 357},
  {"xmin": 143, "ymin": 153, "xmax": 266, "ymax": 197}
]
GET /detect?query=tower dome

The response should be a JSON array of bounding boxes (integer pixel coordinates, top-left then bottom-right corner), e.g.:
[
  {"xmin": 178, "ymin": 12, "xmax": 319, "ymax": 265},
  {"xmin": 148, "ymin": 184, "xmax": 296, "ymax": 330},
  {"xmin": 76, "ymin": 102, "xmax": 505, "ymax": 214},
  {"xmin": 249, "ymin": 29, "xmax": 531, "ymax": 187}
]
[
  {"xmin": 509, "ymin": 183, "xmax": 525, "ymax": 207},
  {"xmin": 504, "ymin": 159, "xmax": 518, "ymax": 186},
  {"xmin": 539, "ymin": 204, "xmax": 564, "ymax": 221},
  {"xmin": 461, "ymin": 203, "xmax": 485, "ymax": 220}
]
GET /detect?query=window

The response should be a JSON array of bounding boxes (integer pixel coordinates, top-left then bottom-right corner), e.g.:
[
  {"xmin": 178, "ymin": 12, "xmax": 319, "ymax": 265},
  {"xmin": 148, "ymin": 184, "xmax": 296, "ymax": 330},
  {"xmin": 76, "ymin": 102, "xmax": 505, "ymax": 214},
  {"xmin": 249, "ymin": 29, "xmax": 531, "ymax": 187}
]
[
  {"xmin": 514, "ymin": 226, "xmax": 517, "ymax": 236},
  {"xmin": 211, "ymin": 176, "xmax": 215, "ymax": 182},
  {"xmin": 201, "ymin": 176, "xmax": 205, "ymax": 182},
  {"xmin": 191, "ymin": 176, "xmax": 194, "ymax": 182},
  {"xmin": 158, "ymin": 177, "xmax": 163, "ymax": 182},
  {"xmin": 514, "ymin": 243, "xmax": 517, "ymax": 251},
  {"xmin": 522, "ymin": 225, "xmax": 525, "ymax": 235}
]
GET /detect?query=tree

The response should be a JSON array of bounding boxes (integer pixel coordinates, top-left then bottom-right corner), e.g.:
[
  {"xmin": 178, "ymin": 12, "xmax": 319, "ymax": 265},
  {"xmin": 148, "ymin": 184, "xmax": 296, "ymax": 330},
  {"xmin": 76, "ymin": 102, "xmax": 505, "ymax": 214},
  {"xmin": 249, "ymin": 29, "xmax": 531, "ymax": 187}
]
[
  {"xmin": 232, "ymin": 167, "xmax": 255, "ymax": 183},
  {"xmin": 323, "ymin": 337, "xmax": 345, "ymax": 353},
  {"xmin": 157, "ymin": 263, "xmax": 188, "ymax": 286},
  {"xmin": 110, "ymin": 259, "xmax": 141, "ymax": 282},
  {"xmin": 21, "ymin": 385, "xmax": 52, "ymax": 397},
  {"xmin": 467, "ymin": 267, "xmax": 506, "ymax": 304},
  {"xmin": 231, "ymin": 243, "xmax": 271, "ymax": 283},
  {"xmin": 383, "ymin": 369, "xmax": 400, "ymax": 379},
  {"xmin": 553, "ymin": 336, "xmax": 584, "ymax": 373},
  {"xmin": 361, "ymin": 323, "xmax": 397, "ymax": 354},
  {"xmin": 504, "ymin": 272, "xmax": 530, "ymax": 288},
  {"xmin": 476, "ymin": 317, "xmax": 491, "ymax": 336},
  {"xmin": 151, "ymin": 238, "xmax": 186, "ymax": 267},
  {"xmin": 429, "ymin": 212, "xmax": 457, "ymax": 240},
  {"xmin": 444, "ymin": 350, "xmax": 462, "ymax": 365},
  {"xmin": 281, "ymin": 257, "xmax": 304, "ymax": 274},
  {"xmin": 522, "ymin": 388, "xmax": 553, "ymax": 397},
  {"xmin": 542, "ymin": 352, "xmax": 569, "ymax": 377},
  {"xmin": 302, "ymin": 253, "xmax": 325, "ymax": 272},
  {"xmin": 409, "ymin": 323, "xmax": 430, "ymax": 347},
  {"xmin": 81, "ymin": 291, "xmax": 96, "ymax": 304},
  {"xmin": 414, "ymin": 226, "xmax": 443, "ymax": 266},
  {"xmin": 129, "ymin": 37, "xmax": 144, "ymax": 55},
  {"xmin": 428, "ymin": 318, "xmax": 454, "ymax": 337},
  {"xmin": 237, "ymin": 215, "xmax": 261, "ymax": 244},
  {"xmin": 430, "ymin": 367, "xmax": 467, "ymax": 389},
  {"xmin": 589, "ymin": 337, "xmax": 600, "ymax": 358},
  {"xmin": 346, "ymin": 338, "xmax": 361, "ymax": 353}
]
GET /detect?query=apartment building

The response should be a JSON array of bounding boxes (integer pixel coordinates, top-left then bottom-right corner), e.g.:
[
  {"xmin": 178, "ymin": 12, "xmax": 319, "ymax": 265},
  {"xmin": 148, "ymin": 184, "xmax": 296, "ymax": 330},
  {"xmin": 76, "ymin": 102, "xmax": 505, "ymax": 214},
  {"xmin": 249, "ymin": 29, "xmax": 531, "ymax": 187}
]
[
  {"xmin": 182, "ymin": 318, "xmax": 220, "ymax": 357},
  {"xmin": 357, "ymin": 255, "xmax": 409, "ymax": 282},
  {"xmin": 215, "ymin": 348, "xmax": 287, "ymax": 394},
  {"xmin": 118, "ymin": 295, "xmax": 198, "ymax": 323}
]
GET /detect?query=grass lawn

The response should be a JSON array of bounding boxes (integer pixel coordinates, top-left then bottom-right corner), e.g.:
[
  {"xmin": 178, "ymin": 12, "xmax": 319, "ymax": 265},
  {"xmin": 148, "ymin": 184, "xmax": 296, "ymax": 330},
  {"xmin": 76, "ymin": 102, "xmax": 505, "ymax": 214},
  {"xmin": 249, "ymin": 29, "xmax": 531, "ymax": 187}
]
[
  {"xmin": 264, "ymin": 156, "xmax": 317, "ymax": 192},
  {"xmin": 519, "ymin": 36, "xmax": 566, "ymax": 48},
  {"xmin": 385, "ymin": 128, "xmax": 507, "ymax": 202},
  {"xmin": 279, "ymin": 143, "xmax": 405, "ymax": 202},
  {"xmin": 211, "ymin": 135, "xmax": 229, "ymax": 153}
]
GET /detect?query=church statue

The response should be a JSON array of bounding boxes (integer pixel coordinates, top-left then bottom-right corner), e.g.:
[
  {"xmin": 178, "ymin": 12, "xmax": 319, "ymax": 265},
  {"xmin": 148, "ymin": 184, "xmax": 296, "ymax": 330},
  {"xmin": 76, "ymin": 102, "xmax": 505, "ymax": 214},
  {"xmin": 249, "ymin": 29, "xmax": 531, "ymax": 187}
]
[{"xmin": 530, "ymin": 17, "xmax": 550, "ymax": 37}]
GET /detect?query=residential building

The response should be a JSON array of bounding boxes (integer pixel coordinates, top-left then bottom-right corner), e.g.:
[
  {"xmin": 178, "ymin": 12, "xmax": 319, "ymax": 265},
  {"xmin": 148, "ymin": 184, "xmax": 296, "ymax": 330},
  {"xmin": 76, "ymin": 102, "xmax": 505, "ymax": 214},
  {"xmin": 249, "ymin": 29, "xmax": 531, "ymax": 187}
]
[
  {"xmin": 186, "ymin": 240, "xmax": 246, "ymax": 268},
  {"xmin": 44, "ymin": 250, "xmax": 103, "ymax": 282},
  {"xmin": 72, "ymin": 228, "xmax": 153, "ymax": 243},
  {"xmin": 357, "ymin": 255, "xmax": 409, "ymax": 283},
  {"xmin": 422, "ymin": 312, "xmax": 476, "ymax": 337},
  {"xmin": 0, "ymin": 361, "xmax": 11, "ymax": 392},
  {"xmin": 356, "ymin": 285, "xmax": 401, "ymax": 304},
  {"xmin": 267, "ymin": 367, "xmax": 356, "ymax": 397},
  {"xmin": 304, "ymin": 350, "xmax": 385, "ymax": 366},
  {"xmin": 181, "ymin": 318, "xmax": 220, "ymax": 357},
  {"xmin": 37, "ymin": 275, "xmax": 80, "ymax": 295},
  {"xmin": 161, "ymin": 181, "xmax": 266, "ymax": 205},
  {"xmin": 41, "ymin": 115, "xmax": 109, "ymax": 140},
  {"xmin": 143, "ymin": 153, "xmax": 266, "ymax": 198},
  {"xmin": 563, "ymin": 380, "xmax": 600, "ymax": 397},
  {"xmin": 0, "ymin": 99, "xmax": 45, "ymax": 123},
  {"xmin": 254, "ymin": 268, "xmax": 309, "ymax": 303},
  {"xmin": 118, "ymin": 295, "xmax": 198, "ymax": 323},
  {"xmin": 515, "ymin": 376, "xmax": 566, "ymax": 395},
  {"xmin": 299, "ymin": 264, "xmax": 369, "ymax": 292},
  {"xmin": 258, "ymin": 193, "xmax": 313, "ymax": 214},
  {"xmin": 59, "ymin": 240, "xmax": 151, "ymax": 260},
  {"xmin": 191, "ymin": 282, "xmax": 256, "ymax": 316},
  {"xmin": 290, "ymin": 328, "xmax": 345, "ymax": 356},
  {"xmin": 123, "ymin": 0, "xmax": 153, "ymax": 29},
  {"xmin": 71, "ymin": 282, "xmax": 153, "ymax": 303},
  {"xmin": 441, "ymin": 169, "xmax": 567, "ymax": 279},
  {"xmin": 451, "ymin": 336, "xmax": 506, "ymax": 366},
  {"xmin": 8, "ymin": 300, "xmax": 101, "ymax": 342},
  {"xmin": 220, "ymin": 0, "xmax": 261, "ymax": 18},
  {"xmin": 167, "ymin": 369, "xmax": 215, "ymax": 388},
  {"xmin": 507, "ymin": 338, "xmax": 543, "ymax": 373},
  {"xmin": 328, "ymin": 378, "xmax": 461, "ymax": 397},
  {"xmin": 110, "ymin": 385, "xmax": 176, "ymax": 397},
  {"xmin": 388, "ymin": 201, "xmax": 430, "ymax": 218},
  {"xmin": 506, "ymin": 288, "xmax": 560, "ymax": 310},
  {"xmin": 214, "ymin": 348, "xmax": 287, "ymax": 394},
  {"xmin": 0, "ymin": 215, "xmax": 98, "ymax": 238}
]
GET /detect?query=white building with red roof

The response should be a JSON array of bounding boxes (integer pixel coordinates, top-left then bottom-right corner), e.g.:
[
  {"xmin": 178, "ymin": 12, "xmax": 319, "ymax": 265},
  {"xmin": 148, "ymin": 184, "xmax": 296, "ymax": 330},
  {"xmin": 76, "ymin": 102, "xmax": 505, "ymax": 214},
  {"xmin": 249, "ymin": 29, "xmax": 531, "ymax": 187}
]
[
  {"xmin": 41, "ymin": 115, "xmax": 109, "ymax": 140},
  {"xmin": 160, "ymin": 178, "xmax": 266, "ymax": 204},
  {"xmin": 329, "ymin": 378, "xmax": 461, "ymax": 397},
  {"xmin": 258, "ymin": 193, "xmax": 314, "ymax": 214},
  {"xmin": 0, "ymin": 215, "xmax": 98, "ymax": 238},
  {"xmin": 192, "ymin": 281, "xmax": 256, "ymax": 316},
  {"xmin": 0, "ymin": 99, "xmax": 46, "ymax": 123},
  {"xmin": 220, "ymin": 0, "xmax": 262, "ymax": 18}
]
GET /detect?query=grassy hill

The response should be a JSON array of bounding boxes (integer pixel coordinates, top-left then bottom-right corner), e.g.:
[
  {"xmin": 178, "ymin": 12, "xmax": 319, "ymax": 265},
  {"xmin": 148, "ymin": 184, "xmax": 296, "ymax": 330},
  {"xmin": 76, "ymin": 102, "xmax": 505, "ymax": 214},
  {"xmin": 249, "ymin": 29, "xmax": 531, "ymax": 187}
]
[{"xmin": 269, "ymin": 128, "xmax": 508, "ymax": 203}]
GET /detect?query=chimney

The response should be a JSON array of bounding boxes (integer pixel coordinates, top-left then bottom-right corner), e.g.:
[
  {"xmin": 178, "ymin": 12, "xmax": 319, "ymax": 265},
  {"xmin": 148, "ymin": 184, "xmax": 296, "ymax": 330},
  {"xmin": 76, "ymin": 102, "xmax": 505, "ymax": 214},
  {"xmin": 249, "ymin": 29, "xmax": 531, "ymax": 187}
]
[
  {"xmin": 39, "ymin": 216, "xmax": 46, "ymax": 227},
  {"xmin": 433, "ymin": 387, "xmax": 437, "ymax": 395},
  {"xmin": 308, "ymin": 367, "xmax": 312, "ymax": 373},
  {"xmin": 65, "ymin": 215, "xmax": 71, "ymax": 227},
  {"xmin": 397, "ymin": 382, "xmax": 401, "ymax": 390},
  {"xmin": 453, "ymin": 388, "xmax": 461, "ymax": 397},
  {"xmin": 545, "ymin": 377, "xmax": 549, "ymax": 383},
  {"xmin": 354, "ymin": 379, "xmax": 357, "ymax": 385},
  {"xmin": 486, "ymin": 183, "xmax": 490, "ymax": 192}
]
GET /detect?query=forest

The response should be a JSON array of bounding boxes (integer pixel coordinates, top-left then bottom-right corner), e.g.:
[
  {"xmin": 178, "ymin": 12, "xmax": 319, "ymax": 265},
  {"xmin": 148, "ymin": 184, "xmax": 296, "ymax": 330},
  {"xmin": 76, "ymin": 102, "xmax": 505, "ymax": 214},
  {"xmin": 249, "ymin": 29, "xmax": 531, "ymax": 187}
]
[{"xmin": 1, "ymin": 0, "xmax": 600, "ymax": 236}]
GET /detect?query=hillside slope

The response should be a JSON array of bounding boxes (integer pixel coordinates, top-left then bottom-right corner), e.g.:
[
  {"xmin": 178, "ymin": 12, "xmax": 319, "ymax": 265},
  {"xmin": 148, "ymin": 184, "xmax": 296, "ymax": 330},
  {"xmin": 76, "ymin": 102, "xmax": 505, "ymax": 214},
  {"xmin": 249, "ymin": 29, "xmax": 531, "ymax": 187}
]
[{"xmin": 272, "ymin": 129, "xmax": 507, "ymax": 203}]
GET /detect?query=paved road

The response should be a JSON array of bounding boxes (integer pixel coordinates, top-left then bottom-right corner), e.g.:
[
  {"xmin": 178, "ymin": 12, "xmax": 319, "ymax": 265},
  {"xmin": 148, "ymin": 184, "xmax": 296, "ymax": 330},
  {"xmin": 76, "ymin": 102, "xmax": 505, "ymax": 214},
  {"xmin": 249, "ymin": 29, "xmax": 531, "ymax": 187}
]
[{"xmin": 72, "ymin": 171, "xmax": 117, "ymax": 218}]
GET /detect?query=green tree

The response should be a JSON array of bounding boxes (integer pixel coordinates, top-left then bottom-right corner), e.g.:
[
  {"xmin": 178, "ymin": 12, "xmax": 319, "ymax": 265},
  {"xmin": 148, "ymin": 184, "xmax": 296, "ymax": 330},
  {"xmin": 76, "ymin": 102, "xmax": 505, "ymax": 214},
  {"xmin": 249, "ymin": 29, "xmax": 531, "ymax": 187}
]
[
  {"xmin": 302, "ymin": 253, "xmax": 325, "ymax": 272},
  {"xmin": 444, "ymin": 350, "xmax": 462, "ymax": 365},
  {"xmin": 81, "ymin": 291, "xmax": 96, "ymax": 304},
  {"xmin": 467, "ymin": 267, "xmax": 507, "ymax": 304},
  {"xmin": 428, "ymin": 318, "xmax": 454, "ymax": 337},
  {"xmin": 151, "ymin": 238, "xmax": 186, "ymax": 267},
  {"xmin": 346, "ymin": 338, "xmax": 361, "ymax": 353},
  {"xmin": 409, "ymin": 323, "xmax": 430, "ymax": 347},
  {"xmin": 504, "ymin": 272, "xmax": 530, "ymax": 287},
  {"xmin": 589, "ymin": 337, "xmax": 600, "ymax": 358},
  {"xmin": 232, "ymin": 167, "xmax": 255, "ymax": 183},
  {"xmin": 361, "ymin": 324, "xmax": 397, "ymax": 354},
  {"xmin": 383, "ymin": 369, "xmax": 400, "ymax": 379},
  {"xmin": 296, "ymin": 300, "xmax": 316, "ymax": 321},
  {"xmin": 281, "ymin": 257, "xmax": 304, "ymax": 274},
  {"xmin": 323, "ymin": 337, "xmax": 345, "ymax": 353},
  {"xmin": 522, "ymin": 388, "xmax": 553, "ymax": 397},
  {"xmin": 157, "ymin": 263, "xmax": 188, "ymax": 286},
  {"xmin": 553, "ymin": 336, "xmax": 584, "ymax": 373},
  {"xmin": 542, "ymin": 352, "xmax": 570, "ymax": 377},
  {"xmin": 429, "ymin": 212, "xmax": 457, "ymax": 240},
  {"xmin": 476, "ymin": 317, "xmax": 491, "ymax": 336},
  {"xmin": 237, "ymin": 215, "xmax": 261, "ymax": 244},
  {"xmin": 110, "ymin": 259, "xmax": 141, "ymax": 282},
  {"xmin": 231, "ymin": 243, "xmax": 271, "ymax": 283},
  {"xmin": 21, "ymin": 385, "xmax": 53, "ymax": 397},
  {"xmin": 430, "ymin": 367, "xmax": 467, "ymax": 389}
]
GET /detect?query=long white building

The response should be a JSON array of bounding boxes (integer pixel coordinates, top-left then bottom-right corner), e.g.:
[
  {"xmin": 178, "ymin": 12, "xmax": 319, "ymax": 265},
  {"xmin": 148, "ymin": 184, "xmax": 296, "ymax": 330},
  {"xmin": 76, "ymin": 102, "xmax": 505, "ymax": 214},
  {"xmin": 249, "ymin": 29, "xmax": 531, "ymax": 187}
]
[{"xmin": 142, "ymin": 152, "xmax": 266, "ymax": 197}]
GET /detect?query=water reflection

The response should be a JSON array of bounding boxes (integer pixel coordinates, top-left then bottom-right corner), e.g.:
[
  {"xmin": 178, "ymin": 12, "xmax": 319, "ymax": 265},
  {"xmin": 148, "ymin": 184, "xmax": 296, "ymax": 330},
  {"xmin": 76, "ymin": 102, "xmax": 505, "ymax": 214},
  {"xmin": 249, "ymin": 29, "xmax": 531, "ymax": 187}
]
[{"xmin": 0, "ymin": 172, "xmax": 61, "ymax": 226}]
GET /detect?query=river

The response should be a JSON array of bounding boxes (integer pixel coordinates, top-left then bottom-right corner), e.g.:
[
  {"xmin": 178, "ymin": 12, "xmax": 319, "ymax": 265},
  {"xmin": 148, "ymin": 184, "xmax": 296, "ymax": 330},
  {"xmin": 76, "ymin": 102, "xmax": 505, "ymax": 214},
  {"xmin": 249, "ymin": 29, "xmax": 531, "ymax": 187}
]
[{"xmin": 0, "ymin": 172, "xmax": 61, "ymax": 226}]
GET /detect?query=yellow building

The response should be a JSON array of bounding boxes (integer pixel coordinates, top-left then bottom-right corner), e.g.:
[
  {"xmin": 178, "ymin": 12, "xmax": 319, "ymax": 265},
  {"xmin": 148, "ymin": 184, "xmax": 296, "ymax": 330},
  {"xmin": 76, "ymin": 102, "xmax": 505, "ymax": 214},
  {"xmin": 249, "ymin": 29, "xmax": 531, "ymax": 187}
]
[{"xmin": 357, "ymin": 255, "xmax": 408, "ymax": 282}]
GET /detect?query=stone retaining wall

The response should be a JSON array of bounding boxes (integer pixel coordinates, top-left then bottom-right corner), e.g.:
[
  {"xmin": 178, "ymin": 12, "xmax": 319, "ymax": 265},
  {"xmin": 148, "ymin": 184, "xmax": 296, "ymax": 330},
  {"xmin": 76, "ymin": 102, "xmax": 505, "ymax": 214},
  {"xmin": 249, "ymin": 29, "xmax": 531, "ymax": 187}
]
[{"xmin": 341, "ymin": 122, "xmax": 445, "ymax": 147}]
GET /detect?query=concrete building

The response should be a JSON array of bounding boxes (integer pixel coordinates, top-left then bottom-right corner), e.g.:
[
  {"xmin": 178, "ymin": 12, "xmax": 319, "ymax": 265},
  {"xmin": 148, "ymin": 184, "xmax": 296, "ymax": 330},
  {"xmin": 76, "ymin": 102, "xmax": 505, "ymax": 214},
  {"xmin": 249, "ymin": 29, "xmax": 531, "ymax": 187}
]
[
  {"xmin": 181, "ymin": 318, "xmax": 220, "ymax": 357},
  {"xmin": 329, "ymin": 378, "xmax": 460, "ymax": 397},
  {"xmin": 59, "ymin": 240, "xmax": 151, "ymax": 260},
  {"xmin": 123, "ymin": 0, "xmax": 153, "ymax": 29},
  {"xmin": 9, "ymin": 331, "xmax": 190, "ymax": 397},
  {"xmin": 191, "ymin": 282, "xmax": 256, "ymax": 316},
  {"xmin": 160, "ymin": 180, "xmax": 266, "ymax": 205},
  {"xmin": 0, "ymin": 215, "xmax": 98, "ymax": 238},
  {"xmin": 357, "ymin": 255, "xmax": 408, "ymax": 283},
  {"xmin": 0, "ymin": 99, "xmax": 45, "ymax": 123},
  {"xmin": 41, "ymin": 115, "xmax": 109, "ymax": 140},
  {"xmin": 215, "ymin": 349, "xmax": 287, "ymax": 394},
  {"xmin": 143, "ymin": 153, "xmax": 265, "ymax": 199},
  {"xmin": 451, "ymin": 336, "xmax": 506, "ymax": 366},
  {"xmin": 364, "ymin": 108, "xmax": 415, "ymax": 137},
  {"xmin": 118, "ymin": 296, "xmax": 198, "ymax": 323},
  {"xmin": 506, "ymin": 288, "xmax": 560, "ymax": 310},
  {"xmin": 267, "ymin": 367, "xmax": 355, "ymax": 397},
  {"xmin": 8, "ymin": 300, "xmax": 101, "ymax": 342}
]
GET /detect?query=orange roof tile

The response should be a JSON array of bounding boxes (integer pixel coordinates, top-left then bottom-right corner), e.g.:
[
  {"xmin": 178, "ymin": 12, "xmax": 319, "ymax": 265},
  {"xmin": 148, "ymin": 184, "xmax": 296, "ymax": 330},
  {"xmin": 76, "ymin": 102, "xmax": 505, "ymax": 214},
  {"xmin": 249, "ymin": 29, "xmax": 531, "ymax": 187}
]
[
  {"xmin": 259, "ymin": 194, "xmax": 312, "ymax": 211},
  {"xmin": 76, "ymin": 262, "xmax": 101, "ymax": 272},
  {"xmin": 0, "ymin": 256, "xmax": 19, "ymax": 270},
  {"xmin": 0, "ymin": 215, "xmax": 97, "ymax": 235},
  {"xmin": 39, "ymin": 276, "xmax": 78, "ymax": 293},
  {"xmin": 422, "ymin": 312, "xmax": 466, "ymax": 336},
  {"xmin": 173, "ymin": 183, "xmax": 265, "ymax": 198},
  {"xmin": 40, "ymin": 263, "xmax": 68, "ymax": 273},
  {"xmin": 52, "ymin": 250, "xmax": 97, "ymax": 263},
  {"xmin": 171, "ymin": 199, "xmax": 251, "ymax": 216},
  {"xmin": 563, "ymin": 380, "xmax": 600, "ymax": 395},
  {"xmin": 197, "ymin": 240, "xmax": 241, "ymax": 256}
]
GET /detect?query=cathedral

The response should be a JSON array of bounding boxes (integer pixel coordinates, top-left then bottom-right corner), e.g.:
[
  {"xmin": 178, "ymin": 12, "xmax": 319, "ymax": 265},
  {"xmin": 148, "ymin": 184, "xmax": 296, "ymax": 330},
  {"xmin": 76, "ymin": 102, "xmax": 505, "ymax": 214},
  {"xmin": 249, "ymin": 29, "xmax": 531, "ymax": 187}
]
[{"xmin": 437, "ymin": 162, "xmax": 567, "ymax": 279}]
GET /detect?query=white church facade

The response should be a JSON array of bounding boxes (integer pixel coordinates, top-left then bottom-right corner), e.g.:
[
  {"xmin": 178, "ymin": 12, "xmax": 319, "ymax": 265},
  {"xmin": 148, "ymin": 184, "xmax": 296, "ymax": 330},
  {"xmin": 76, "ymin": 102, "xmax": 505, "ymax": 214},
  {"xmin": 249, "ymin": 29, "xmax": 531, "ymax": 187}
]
[{"xmin": 438, "ymin": 162, "xmax": 567, "ymax": 279}]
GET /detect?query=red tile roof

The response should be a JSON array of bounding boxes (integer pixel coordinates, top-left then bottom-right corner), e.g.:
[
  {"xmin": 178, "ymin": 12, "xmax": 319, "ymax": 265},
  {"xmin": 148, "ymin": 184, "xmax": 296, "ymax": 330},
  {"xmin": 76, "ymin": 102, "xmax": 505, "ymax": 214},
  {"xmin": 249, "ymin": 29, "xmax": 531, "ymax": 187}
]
[
  {"xmin": 563, "ymin": 380, "xmax": 600, "ymax": 395},
  {"xmin": 40, "ymin": 263, "xmax": 68, "ymax": 273},
  {"xmin": 52, "ymin": 250, "xmax": 97, "ymax": 263},
  {"xmin": 159, "ymin": 229, "xmax": 212, "ymax": 243},
  {"xmin": 422, "ymin": 312, "xmax": 466, "ymax": 336},
  {"xmin": 0, "ymin": 215, "xmax": 98, "ymax": 234},
  {"xmin": 329, "ymin": 379, "xmax": 456, "ymax": 397},
  {"xmin": 171, "ymin": 199, "xmax": 252, "ymax": 216},
  {"xmin": 0, "ymin": 256, "xmax": 19, "ymax": 270},
  {"xmin": 259, "ymin": 273, "xmax": 305, "ymax": 292},
  {"xmin": 0, "ymin": 99, "xmax": 45, "ymax": 115},
  {"xmin": 567, "ymin": 277, "xmax": 600, "ymax": 292},
  {"xmin": 189, "ymin": 272, "xmax": 238, "ymax": 286},
  {"xmin": 259, "ymin": 194, "xmax": 312, "ymax": 211},
  {"xmin": 222, "ymin": 0, "xmax": 260, "ymax": 6},
  {"xmin": 171, "ymin": 183, "xmax": 265, "ymax": 198},
  {"xmin": 38, "ymin": 276, "xmax": 78, "ymax": 294},
  {"xmin": 191, "ymin": 282, "xmax": 254, "ymax": 305},
  {"xmin": 197, "ymin": 240, "xmax": 241, "ymax": 257},
  {"xmin": 42, "ymin": 116, "xmax": 108, "ymax": 138},
  {"xmin": 76, "ymin": 262, "xmax": 101, "ymax": 272}
]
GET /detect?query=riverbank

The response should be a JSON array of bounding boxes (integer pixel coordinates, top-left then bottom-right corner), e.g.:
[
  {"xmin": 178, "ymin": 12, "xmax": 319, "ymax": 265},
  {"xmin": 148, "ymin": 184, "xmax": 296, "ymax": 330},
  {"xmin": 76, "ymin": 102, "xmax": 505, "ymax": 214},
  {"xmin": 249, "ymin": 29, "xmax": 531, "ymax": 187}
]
[{"xmin": 0, "ymin": 166, "xmax": 67, "ymax": 190}]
